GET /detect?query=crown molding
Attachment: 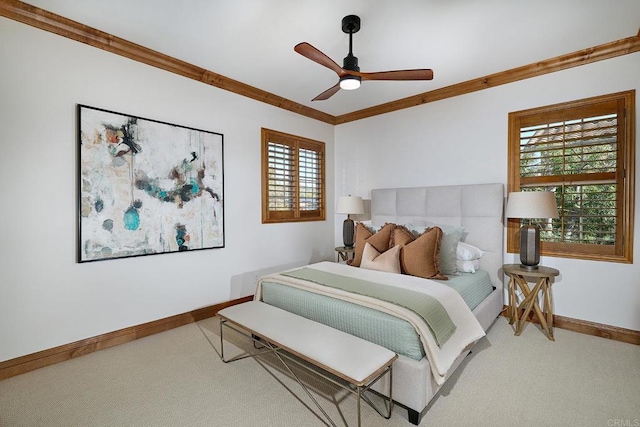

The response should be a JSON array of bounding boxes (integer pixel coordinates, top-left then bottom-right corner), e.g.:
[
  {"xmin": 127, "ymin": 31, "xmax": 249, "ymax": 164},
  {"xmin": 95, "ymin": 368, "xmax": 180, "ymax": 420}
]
[
  {"xmin": 0, "ymin": 0, "xmax": 336, "ymax": 125},
  {"xmin": 335, "ymin": 34, "xmax": 640, "ymax": 124},
  {"xmin": 1, "ymin": 1, "xmax": 638, "ymax": 125}
]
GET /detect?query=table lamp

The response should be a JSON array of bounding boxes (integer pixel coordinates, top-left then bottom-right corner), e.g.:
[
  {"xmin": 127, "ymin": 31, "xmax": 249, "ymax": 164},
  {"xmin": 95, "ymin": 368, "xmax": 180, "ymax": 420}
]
[
  {"xmin": 336, "ymin": 195, "xmax": 364, "ymax": 248},
  {"xmin": 506, "ymin": 191, "xmax": 559, "ymax": 270}
]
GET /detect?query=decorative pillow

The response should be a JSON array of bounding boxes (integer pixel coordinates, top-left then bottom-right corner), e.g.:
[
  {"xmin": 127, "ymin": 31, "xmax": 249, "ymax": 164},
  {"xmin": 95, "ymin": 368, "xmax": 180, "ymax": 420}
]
[
  {"xmin": 405, "ymin": 223, "xmax": 464, "ymax": 275},
  {"xmin": 456, "ymin": 259, "xmax": 481, "ymax": 273},
  {"xmin": 351, "ymin": 222, "xmax": 395, "ymax": 267},
  {"xmin": 393, "ymin": 226, "xmax": 448, "ymax": 280},
  {"xmin": 456, "ymin": 241, "xmax": 485, "ymax": 260},
  {"xmin": 438, "ymin": 227, "xmax": 464, "ymax": 275},
  {"xmin": 360, "ymin": 242, "xmax": 401, "ymax": 274},
  {"xmin": 358, "ymin": 222, "xmax": 383, "ymax": 233},
  {"xmin": 392, "ymin": 225, "xmax": 416, "ymax": 246}
]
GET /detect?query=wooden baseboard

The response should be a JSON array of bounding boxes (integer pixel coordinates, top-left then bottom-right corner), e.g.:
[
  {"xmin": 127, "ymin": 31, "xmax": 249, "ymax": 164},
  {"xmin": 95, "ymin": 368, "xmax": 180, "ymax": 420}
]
[
  {"xmin": 501, "ymin": 306, "xmax": 640, "ymax": 345},
  {"xmin": 0, "ymin": 296, "xmax": 253, "ymax": 381},
  {"xmin": 2, "ymin": 298, "xmax": 637, "ymax": 382}
]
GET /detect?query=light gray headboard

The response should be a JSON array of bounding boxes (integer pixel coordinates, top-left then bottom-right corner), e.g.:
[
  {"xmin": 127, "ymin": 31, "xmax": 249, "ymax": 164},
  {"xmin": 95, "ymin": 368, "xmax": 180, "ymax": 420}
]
[{"xmin": 371, "ymin": 183, "xmax": 504, "ymax": 290}]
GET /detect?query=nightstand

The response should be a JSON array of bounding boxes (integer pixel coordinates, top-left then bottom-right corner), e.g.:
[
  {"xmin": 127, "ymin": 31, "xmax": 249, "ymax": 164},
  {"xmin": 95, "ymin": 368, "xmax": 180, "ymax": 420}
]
[
  {"xmin": 503, "ymin": 264, "xmax": 560, "ymax": 341},
  {"xmin": 334, "ymin": 246, "xmax": 355, "ymax": 263}
]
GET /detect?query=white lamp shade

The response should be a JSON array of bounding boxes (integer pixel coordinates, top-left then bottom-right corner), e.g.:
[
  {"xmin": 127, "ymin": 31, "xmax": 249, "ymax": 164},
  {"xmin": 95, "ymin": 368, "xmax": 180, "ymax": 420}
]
[
  {"xmin": 336, "ymin": 196, "xmax": 364, "ymax": 214},
  {"xmin": 506, "ymin": 191, "xmax": 559, "ymax": 219}
]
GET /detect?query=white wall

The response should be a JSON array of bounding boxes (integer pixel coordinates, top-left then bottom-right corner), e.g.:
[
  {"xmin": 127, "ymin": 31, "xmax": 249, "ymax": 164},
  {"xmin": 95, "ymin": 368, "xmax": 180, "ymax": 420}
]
[
  {"xmin": 335, "ymin": 53, "xmax": 640, "ymax": 331},
  {"xmin": 1, "ymin": 17, "xmax": 637, "ymax": 365},
  {"xmin": 0, "ymin": 19, "xmax": 335, "ymax": 362}
]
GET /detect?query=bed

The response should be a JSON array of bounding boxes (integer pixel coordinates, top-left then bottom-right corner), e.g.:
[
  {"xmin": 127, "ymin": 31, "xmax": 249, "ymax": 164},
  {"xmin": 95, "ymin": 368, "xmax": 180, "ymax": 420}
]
[{"xmin": 254, "ymin": 183, "xmax": 505, "ymax": 424}]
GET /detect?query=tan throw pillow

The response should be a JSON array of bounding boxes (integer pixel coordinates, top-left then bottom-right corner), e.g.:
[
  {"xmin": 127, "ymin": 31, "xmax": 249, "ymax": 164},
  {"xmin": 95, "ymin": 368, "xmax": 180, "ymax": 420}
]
[
  {"xmin": 360, "ymin": 242, "xmax": 401, "ymax": 274},
  {"xmin": 352, "ymin": 223, "xmax": 395, "ymax": 267},
  {"xmin": 392, "ymin": 225, "xmax": 415, "ymax": 247},
  {"xmin": 396, "ymin": 226, "xmax": 448, "ymax": 280}
]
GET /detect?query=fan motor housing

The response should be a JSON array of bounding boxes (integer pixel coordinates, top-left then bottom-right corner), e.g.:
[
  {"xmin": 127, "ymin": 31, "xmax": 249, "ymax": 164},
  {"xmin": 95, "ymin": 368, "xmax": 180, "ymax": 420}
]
[{"xmin": 343, "ymin": 54, "xmax": 359, "ymax": 72}]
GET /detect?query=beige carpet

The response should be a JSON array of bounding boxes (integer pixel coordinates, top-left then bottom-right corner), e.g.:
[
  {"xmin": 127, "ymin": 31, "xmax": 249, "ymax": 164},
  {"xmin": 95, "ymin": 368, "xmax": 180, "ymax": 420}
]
[{"xmin": 0, "ymin": 316, "xmax": 638, "ymax": 426}]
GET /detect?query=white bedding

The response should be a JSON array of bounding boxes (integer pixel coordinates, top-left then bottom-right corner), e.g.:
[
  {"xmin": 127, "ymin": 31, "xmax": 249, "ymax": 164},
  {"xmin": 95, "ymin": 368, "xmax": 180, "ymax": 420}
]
[{"xmin": 255, "ymin": 261, "xmax": 486, "ymax": 386}]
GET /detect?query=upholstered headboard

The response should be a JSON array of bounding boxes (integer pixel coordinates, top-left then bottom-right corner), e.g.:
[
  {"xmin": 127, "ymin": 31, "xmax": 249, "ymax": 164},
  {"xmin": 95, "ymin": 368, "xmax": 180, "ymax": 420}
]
[{"xmin": 371, "ymin": 183, "xmax": 504, "ymax": 290}]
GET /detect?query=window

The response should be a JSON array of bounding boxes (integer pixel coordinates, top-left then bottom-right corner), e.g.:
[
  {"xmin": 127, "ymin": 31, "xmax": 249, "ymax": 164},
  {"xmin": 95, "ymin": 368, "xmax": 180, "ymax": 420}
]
[
  {"xmin": 261, "ymin": 128, "xmax": 325, "ymax": 223},
  {"xmin": 507, "ymin": 90, "xmax": 635, "ymax": 263}
]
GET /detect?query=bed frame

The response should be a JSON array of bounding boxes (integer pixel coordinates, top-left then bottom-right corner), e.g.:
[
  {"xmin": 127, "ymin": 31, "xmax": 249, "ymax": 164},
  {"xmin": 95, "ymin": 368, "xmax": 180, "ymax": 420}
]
[{"xmin": 368, "ymin": 183, "xmax": 505, "ymax": 424}]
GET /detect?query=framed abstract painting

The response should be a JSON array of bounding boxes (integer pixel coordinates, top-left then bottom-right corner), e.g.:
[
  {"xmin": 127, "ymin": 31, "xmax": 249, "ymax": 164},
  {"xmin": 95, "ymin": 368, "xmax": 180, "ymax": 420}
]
[{"xmin": 77, "ymin": 105, "xmax": 224, "ymax": 262}]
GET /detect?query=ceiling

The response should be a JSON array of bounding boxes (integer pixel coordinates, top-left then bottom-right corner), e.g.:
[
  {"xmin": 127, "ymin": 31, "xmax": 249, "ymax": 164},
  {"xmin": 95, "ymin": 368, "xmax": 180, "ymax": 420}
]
[{"xmin": 20, "ymin": 0, "xmax": 640, "ymax": 117}]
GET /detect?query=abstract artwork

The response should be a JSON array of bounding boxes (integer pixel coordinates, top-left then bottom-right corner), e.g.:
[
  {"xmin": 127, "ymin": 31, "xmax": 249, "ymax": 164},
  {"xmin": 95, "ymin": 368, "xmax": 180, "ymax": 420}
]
[{"xmin": 77, "ymin": 105, "xmax": 224, "ymax": 262}]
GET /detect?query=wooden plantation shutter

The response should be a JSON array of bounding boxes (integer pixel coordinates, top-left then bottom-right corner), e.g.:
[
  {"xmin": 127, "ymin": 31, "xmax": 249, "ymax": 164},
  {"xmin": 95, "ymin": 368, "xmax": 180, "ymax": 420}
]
[
  {"xmin": 508, "ymin": 90, "xmax": 635, "ymax": 263},
  {"xmin": 262, "ymin": 128, "xmax": 325, "ymax": 223},
  {"xmin": 267, "ymin": 141, "xmax": 295, "ymax": 215},
  {"xmin": 298, "ymin": 142, "xmax": 323, "ymax": 215}
]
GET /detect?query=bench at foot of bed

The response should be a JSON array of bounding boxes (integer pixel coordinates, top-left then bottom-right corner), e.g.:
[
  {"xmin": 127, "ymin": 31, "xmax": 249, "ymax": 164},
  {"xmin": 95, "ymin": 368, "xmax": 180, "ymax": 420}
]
[{"xmin": 218, "ymin": 301, "xmax": 398, "ymax": 427}]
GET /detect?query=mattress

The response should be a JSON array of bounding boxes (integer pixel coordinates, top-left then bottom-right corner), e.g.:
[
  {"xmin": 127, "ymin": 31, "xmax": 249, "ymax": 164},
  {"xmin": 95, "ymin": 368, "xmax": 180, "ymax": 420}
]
[{"xmin": 260, "ymin": 270, "xmax": 493, "ymax": 360}]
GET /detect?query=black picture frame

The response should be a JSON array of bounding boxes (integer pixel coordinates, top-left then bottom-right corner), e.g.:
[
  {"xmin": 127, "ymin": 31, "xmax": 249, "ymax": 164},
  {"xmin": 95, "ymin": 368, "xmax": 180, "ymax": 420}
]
[{"xmin": 77, "ymin": 104, "xmax": 224, "ymax": 262}]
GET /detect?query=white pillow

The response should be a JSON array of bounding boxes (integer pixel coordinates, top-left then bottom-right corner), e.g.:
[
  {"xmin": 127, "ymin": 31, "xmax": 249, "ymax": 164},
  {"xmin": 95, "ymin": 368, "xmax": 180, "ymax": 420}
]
[
  {"xmin": 456, "ymin": 241, "xmax": 485, "ymax": 260},
  {"xmin": 456, "ymin": 259, "xmax": 481, "ymax": 273},
  {"xmin": 359, "ymin": 221, "xmax": 383, "ymax": 232},
  {"xmin": 404, "ymin": 221, "xmax": 427, "ymax": 231},
  {"xmin": 360, "ymin": 242, "xmax": 401, "ymax": 274}
]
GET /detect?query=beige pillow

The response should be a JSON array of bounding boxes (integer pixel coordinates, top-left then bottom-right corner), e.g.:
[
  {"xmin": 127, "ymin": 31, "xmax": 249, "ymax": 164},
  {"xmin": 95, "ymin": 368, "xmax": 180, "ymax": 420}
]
[
  {"xmin": 351, "ymin": 223, "xmax": 395, "ymax": 267},
  {"xmin": 395, "ymin": 226, "xmax": 448, "ymax": 280},
  {"xmin": 360, "ymin": 242, "xmax": 401, "ymax": 274}
]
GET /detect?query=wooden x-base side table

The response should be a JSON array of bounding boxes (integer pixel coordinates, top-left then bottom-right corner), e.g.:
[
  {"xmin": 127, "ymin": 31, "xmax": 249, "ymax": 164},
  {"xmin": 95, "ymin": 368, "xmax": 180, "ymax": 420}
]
[
  {"xmin": 503, "ymin": 264, "xmax": 560, "ymax": 341},
  {"xmin": 335, "ymin": 246, "xmax": 355, "ymax": 263}
]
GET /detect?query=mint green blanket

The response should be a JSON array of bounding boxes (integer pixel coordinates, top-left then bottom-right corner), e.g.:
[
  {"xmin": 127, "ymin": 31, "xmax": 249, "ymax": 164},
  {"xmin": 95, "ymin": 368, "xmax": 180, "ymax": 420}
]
[{"xmin": 281, "ymin": 268, "xmax": 456, "ymax": 347}]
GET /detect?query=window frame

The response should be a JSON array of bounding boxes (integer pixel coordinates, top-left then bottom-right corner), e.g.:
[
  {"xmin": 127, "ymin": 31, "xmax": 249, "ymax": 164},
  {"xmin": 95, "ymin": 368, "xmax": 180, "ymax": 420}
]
[
  {"xmin": 261, "ymin": 128, "xmax": 326, "ymax": 224},
  {"xmin": 507, "ymin": 90, "xmax": 635, "ymax": 263}
]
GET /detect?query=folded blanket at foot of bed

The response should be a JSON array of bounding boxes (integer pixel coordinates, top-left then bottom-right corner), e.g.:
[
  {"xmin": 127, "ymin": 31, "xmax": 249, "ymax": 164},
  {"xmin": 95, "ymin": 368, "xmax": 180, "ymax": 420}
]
[{"xmin": 255, "ymin": 261, "xmax": 486, "ymax": 385}]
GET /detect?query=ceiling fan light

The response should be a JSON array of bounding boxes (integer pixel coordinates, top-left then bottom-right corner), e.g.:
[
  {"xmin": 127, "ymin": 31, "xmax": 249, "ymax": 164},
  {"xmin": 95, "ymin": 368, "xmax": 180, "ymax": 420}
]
[{"xmin": 339, "ymin": 75, "xmax": 361, "ymax": 90}]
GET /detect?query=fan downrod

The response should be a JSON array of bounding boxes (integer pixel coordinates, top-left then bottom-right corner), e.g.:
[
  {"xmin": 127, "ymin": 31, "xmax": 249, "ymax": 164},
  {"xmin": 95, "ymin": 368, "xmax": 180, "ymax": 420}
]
[{"xmin": 341, "ymin": 15, "xmax": 361, "ymax": 72}]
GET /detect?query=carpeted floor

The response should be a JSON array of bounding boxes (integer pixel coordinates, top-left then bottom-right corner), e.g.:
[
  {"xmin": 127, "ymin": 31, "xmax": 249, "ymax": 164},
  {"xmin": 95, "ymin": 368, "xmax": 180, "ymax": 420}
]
[{"xmin": 0, "ymin": 316, "xmax": 638, "ymax": 426}]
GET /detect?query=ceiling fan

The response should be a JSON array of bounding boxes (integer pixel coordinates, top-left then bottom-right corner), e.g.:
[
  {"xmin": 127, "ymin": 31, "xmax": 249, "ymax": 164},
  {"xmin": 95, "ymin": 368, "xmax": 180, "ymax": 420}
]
[{"xmin": 294, "ymin": 15, "xmax": 434, "ymax": 101}]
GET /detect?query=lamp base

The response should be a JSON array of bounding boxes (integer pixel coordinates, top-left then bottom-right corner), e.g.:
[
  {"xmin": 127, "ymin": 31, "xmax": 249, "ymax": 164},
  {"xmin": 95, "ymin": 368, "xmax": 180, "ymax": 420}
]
[
  {"xmin": 519, "ymin": 224, "xmax": 540, "ymax": 269},
  {"xmin": 343, "ymin": 216, "xmax": 355, "ymax": 248}
]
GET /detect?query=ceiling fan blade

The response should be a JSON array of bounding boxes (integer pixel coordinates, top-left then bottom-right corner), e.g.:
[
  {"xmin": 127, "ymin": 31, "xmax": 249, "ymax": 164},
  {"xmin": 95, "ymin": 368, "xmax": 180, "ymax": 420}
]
[
  {"xmin": 312, "ymin": 83, "xmax": 341, "ymax": 101},
  {"xmin": 294, "ymin": 42, "xmax": 344, "ymax": 76},
  {"xmin": 358, "ymin": 69, "xmax": 434, "ymax": 81}
]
